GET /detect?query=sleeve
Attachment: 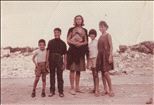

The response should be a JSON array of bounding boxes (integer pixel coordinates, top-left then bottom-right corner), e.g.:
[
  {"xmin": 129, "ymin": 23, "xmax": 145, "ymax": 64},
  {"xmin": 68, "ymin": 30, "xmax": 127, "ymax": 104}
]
[
  {"xmin": 63, "ymin": 42, "xmax": 67, "ymax": 55},
  {"xmin": 47, "ymin": 41, "xmax": 51, "ymax": 51},
  {"xmin": 67, "ymin": 27, "xmax": 74, "ymax": 46},
  {"xmin": 67, "ymin": 27, "xmax": 74, "ymax": 38},
  {"xmin": 33, "ymin": 50, "xmax": 38, "ymax": 56}
]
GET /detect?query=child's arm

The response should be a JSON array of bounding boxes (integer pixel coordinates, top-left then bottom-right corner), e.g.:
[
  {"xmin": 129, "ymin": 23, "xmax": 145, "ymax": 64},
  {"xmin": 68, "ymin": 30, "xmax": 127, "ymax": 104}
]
[
  {"xmin": 46, "ymin": 50, "xmax": 50, "ymax": 69},
  {"xmin": 108, "ymin": 34, "xmax": 113, "ymax": 63},
  {"xmin": 86, "ymin": 58, "xmax": 89, "ymax": 69},
  {"xmin": 62, "ymin": 54, "xmax": 67, "ymax": 70},
  {"xmin": 32, "ymin": 55, "xmax": 38, "ymax": 68}
]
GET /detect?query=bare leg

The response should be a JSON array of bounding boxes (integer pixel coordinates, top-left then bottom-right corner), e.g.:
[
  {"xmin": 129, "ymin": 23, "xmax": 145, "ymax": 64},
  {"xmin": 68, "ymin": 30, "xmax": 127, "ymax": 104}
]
[
  {"xmin": 93, "ymin": 69, "xmax": 99, "ymax": 93},
  {"xmin": 92, "ymin": 68, "xmax": 96, "ymax": 91},
  {"xmin": 75, "ymin": 71, "xmax": 80, "ymax": 91},
  {"xmin": 42, "ymin": 75, "xmax": 46, "ymax": 90},
  {"xmin": 33, "ymin": 76, "xmax": 40, "ymax": 90},
  {"xmin": 101, "ymin": 72, "xmax": 108, "ymax": 93},
  {"xmin": 104, "ymin": 72, "xmax": 113, "ymax": 93},
  {"xmin": 32, "ymin": 76, "xmax": 40, "ymax": 97},
  {"xmin": 70, "ymin": 70, "xmax": 75, "ymax": 90}
]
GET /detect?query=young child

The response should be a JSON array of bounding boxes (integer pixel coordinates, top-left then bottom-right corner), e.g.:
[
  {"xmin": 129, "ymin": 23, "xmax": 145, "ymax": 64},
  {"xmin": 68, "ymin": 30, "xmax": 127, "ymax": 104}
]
[
  {"xmin": 87, "ymin": 29, "xmax": 99, "ymax": 97},
  {"xmin": 46, "ymin": 28, "xmax": 67, "ymax": 97},
  {"xmin": 31, "ymin": 39, "xmax": 48, "ymax": 98},
  {"xmin": 96, "ymin": 21, "xmax": 115, "ymax": 97}
]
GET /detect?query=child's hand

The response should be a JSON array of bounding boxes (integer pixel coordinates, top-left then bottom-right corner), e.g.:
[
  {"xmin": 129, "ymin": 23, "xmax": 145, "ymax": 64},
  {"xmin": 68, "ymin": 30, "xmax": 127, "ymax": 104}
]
[
  {"xmin": 86, "ymin": 62, "xmax": 89, "ymax": 69},
  {"xmin": 46, "ymin": 62, "xmax": 49, "ymax": 70},
  {"xmin": 35, "ymin": 64, "xmax": 39, "ymax": 68},
  {"xmin": 61, "ymin": 64, "xmax": 66, "ymax": 71},
  {"xmin": 108, "ymin": 56, "xmax": 113, "ymax": 63}
]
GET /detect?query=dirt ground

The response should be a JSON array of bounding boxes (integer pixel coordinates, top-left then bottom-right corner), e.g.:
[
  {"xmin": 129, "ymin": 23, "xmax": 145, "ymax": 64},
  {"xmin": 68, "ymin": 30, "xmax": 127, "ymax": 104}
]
[{"xmin": 1, "ymin": 69, "xmax": 154, "ymax": 105}]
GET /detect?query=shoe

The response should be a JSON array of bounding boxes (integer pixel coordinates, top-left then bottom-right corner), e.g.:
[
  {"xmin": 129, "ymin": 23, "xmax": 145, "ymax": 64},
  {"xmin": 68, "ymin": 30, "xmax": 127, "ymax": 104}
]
[
  {"xmin": 70, "ymin": 89, "xmax": 76, "ymax": 95},
  {"xmin": 48, "ymin": 92, "xmax": 55, "ymax": 97},
  {"xmin": 41, "ymin": 92, "xmax": 45, "ymax": 97},
  {"xmin": 59, "ymin": 93, "xmax": 64, "ymax": 97},
  {"xmin": 31, "ymin": 91, "xmax": 35, "ymax": 98}
]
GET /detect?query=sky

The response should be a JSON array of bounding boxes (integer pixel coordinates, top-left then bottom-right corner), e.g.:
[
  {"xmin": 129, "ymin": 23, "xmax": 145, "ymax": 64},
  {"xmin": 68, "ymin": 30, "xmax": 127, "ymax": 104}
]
[{"xmin": 1, "ymin": 1, "xmax": 153, "ymax": 51}]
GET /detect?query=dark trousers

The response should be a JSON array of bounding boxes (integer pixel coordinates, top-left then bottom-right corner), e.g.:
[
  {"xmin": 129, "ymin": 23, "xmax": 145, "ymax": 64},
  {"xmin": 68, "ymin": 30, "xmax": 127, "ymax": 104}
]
[{"xmin": 49, "ymin": 53, "xmax": 64, "ymax": 93}]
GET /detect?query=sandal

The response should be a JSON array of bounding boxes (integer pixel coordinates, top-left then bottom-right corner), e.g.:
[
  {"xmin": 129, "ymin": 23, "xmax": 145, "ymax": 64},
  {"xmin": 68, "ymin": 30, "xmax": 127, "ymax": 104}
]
[
  {"xmin": 75, "ymin": 90, "xmax": 85, "ymax": 93},
  {"xmin": 108, "ymin": 92, "xmax": 115, "ymax": 97},
  {"xmin": 94, "ymin": 92, "xmax": 100, "ymax": 97},
  {"xmin": 89, "ymin": 90, "xmax": 95, "ymax": 93},
  {"xmin": 70, "ymin": 89, "xmax": 76, "ymax": 95},
  {"xmin": 100, "ymin": 91, "xmax": 108, "ymax": 96}
]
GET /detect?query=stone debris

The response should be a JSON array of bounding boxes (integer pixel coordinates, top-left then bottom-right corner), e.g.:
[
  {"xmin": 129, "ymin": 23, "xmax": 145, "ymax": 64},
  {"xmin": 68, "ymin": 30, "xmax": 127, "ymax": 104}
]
[
  {"xmin": 1, "ymin": 41, "xmax": 154, "ymax": 78},
  {"xmin": 119, "ymin": 41, "xmax": 154, "ymax": 54},
  {"xmin": 112, "ymin": 41, "xmax": 154, "ymax": 75}
]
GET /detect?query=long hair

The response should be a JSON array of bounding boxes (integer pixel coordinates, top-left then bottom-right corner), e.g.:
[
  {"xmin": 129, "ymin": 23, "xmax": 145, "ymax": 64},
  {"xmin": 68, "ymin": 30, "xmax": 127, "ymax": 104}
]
[{"xmin": 73, "ymin": 15, "xmax": 85, "ymax": 27}]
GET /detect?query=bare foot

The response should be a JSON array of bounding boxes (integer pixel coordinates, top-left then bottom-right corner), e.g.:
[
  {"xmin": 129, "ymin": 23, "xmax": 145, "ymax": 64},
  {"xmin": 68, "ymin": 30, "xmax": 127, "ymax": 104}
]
[
  {"xmin": 94, "ymin": 91, "xmax": 99, "ymax": 97},
  {"xmin": 100, "ymin": 91, "xmax": 108, "ymax": 96},
  {"xmin": 75, "ymin": 90, "xmax": 85, "ymax": 93},
  {"xmin": 108, "ymin": 92, "xmax": 115, "ymax": 97},
  {"xmin": 70, "ymin": 89, "xmax": 76, "ymax": 95}
]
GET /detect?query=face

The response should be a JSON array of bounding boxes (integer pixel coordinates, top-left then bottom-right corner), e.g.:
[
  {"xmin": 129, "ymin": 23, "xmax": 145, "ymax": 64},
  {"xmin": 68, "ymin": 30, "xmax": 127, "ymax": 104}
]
[
  {"xmin": 89, "ymin": 34, "xmax": 96, "ymax": 40},
  {"xmin": 54, "ymin": 30, "xmax": 61, "ymax": 39},
  {"xmin": 75, "ymin": 16, "xmax": 82, "ymax": 26},
  {"xmin": 38, "ymin": 42, "xmax": 46, "ymax": 50},
  {"xmin": 99, "ymin": 25, "xmax": 107, "ymax": 33}
]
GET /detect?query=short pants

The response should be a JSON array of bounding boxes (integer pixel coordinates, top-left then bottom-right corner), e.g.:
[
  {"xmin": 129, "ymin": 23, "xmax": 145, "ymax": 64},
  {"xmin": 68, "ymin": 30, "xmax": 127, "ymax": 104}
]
[
  {"xmin": 89, "ymin": 57, "xmax": 97, "ymax": 68},
  {"xmin": 35, "ymin": 62, "xmax": 49, "ymax": 77}
]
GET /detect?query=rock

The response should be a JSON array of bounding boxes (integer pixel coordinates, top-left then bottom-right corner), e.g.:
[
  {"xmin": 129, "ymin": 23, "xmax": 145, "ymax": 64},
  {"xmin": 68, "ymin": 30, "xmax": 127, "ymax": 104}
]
[
  {"xmin": 141, "ymin": 41, "xmax": 154, "ymax": 53},
  {"xmin": 131, "ymin": 44, "xmax": 141, "ymax": 51},
  {"xmin": 138, "ymin": 45, "xmax": 151, "ymax": 54},
  {"xmin": 109, "ymin": 70, "xmax": 117, "ymax": 75},
  {"xmin": 119, "ymin": 45, "xmax": 127, "ymax": 52}
]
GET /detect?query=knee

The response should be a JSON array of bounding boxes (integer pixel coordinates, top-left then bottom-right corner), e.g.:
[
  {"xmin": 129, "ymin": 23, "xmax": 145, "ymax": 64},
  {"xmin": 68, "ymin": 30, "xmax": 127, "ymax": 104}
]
[
  {"xmin": 103, "ymin": 72, "xmax": 109, "ymax": 77},
  {"xmin": 35, "ymin": 78, "xmax": 39, "ymax": 83},
  {"xmin": 76, "ymin": 71, "xmax": 80, "ymax": 75},
  {"xmin": 42, "ymin": 78, "xmax": 46, "ymax": 82},
  {"xmin": 94, "ymin": 73, "xmax": 98, "ymax": 78},
  {"xmin": 70, "ymin": 70, "xmax": 75, "ymax": 74}
]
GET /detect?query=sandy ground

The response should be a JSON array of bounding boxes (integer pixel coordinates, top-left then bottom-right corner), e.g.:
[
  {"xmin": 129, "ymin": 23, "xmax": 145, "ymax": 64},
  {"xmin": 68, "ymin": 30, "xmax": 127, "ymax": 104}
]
[{"xmin": 1, "ymin": 69, "xmax": 154, "ymax": 105}]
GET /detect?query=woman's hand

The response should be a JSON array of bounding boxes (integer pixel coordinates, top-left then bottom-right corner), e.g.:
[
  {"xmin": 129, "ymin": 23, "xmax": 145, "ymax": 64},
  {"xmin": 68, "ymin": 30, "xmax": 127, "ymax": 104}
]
[
  {"xmin": 75, "ymin": 43, "xmax": 83, "ymax": 47},
  {"xmin": 108, "ymin": 55, "xmax": 113, "ymax": 63}
]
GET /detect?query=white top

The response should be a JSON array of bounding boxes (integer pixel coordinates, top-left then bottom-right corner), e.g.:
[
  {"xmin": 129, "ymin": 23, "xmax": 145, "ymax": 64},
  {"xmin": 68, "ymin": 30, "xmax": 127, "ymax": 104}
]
[
  {"xmin": 88, "ymin": 39, "xmax": 98, "ymax": 58},
  {"xmin": 33, "ymin": 49, "xmax": 46, "ymax": 63}
]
